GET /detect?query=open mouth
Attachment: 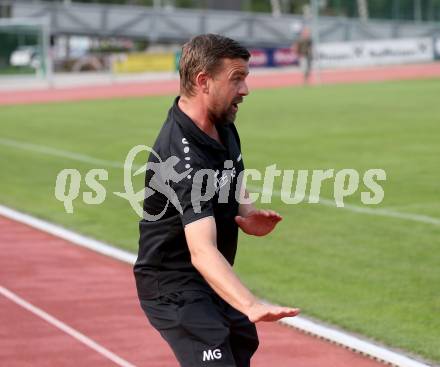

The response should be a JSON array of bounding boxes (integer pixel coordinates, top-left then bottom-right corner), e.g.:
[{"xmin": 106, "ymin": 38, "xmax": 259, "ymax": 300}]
[{"xmin": 232, "ymin": 99, "xmax": 242, "ymax": 113}]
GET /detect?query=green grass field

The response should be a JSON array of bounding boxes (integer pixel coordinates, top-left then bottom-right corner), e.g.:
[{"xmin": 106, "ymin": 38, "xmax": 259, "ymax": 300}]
[
  {"xmin": 1, "ymin": 79, "xmax": 439, "ymax": 363},
  {"xmin": 0, "ymin": 66, "xmax": 35, "ymax": 75}
]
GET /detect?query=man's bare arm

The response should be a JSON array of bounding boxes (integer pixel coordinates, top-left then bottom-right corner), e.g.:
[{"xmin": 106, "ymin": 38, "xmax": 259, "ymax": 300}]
[
  {"xmin": 238, "ymin": 189, "xmax": 256, "ymax": 218},
  {"xmin": 185, "ymin": 216, "xmax": 299, "ymax": 322}
]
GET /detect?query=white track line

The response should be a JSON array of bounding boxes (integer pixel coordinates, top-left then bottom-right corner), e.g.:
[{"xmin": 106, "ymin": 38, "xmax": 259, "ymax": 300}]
[
  {"xmin": 249, "ymin": 185, "xmax": 440, "ymax": 226},
  {"xmin": 0, "ymin": 137, "xmax": 439, "ymax": 226},
  {"xmin": 0, "ymin": 137, "xmax": 123, "ymax": 168},
  {"xmin": 280, "ymin": 317, "xmax": 431, "ymax": 367},
  {"xmin": 0, "ymin": 205, "xmax": 136, "ymax": 264},
  {"xmin": 0, "ymin": 205, "xmax": 432, "ymax": 367},
  {"xmin": 0, "ymin": 285, "xmax": 136, "ymax": 367}
]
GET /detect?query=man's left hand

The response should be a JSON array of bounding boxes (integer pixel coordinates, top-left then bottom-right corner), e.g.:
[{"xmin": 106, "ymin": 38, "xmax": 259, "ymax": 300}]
[{"xmin": 235, "ymin": 210, "xmax": 282, "ymax": 236}]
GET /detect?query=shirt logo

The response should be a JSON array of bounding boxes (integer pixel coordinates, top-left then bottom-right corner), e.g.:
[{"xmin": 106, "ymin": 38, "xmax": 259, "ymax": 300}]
[
  {"xmin": 202, "ymin": 349, "xmax": 222, "ymax": 361},
  {"xmin": 214, "ymin": 160, "xmax": 237, "ymax": 194}
]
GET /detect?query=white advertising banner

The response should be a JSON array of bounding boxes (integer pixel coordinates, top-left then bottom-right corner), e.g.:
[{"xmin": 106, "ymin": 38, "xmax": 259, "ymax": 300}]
[{"xmin": 317, "ymin": 38, "xmax": 433, "ymax": 68}]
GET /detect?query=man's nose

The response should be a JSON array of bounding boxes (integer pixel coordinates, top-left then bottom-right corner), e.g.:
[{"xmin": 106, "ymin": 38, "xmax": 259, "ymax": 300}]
[{"xmin": 239, "ymin": 81, "xmax": 249, "ymax": 96}]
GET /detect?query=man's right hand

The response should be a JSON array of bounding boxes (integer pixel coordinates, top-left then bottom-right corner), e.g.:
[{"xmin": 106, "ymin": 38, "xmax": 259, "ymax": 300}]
[
  {"xmin": 247, "ymin": 302, "xmax": 300, "ymax": 323},
  {"xmin": 185, "ymin": 217, "xmax": 300, "ymax": 323}
]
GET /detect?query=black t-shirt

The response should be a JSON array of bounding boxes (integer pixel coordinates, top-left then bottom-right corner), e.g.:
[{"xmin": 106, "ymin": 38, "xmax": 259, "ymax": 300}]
[{"xmin": 134, "ymin": 97, "xmax": 244, "ymax": 300}]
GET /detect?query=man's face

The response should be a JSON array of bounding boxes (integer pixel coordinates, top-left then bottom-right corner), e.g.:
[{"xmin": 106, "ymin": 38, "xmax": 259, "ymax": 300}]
[{"xmin": 207, "ymin": 58, "xmax": 249, "ymax": 125}]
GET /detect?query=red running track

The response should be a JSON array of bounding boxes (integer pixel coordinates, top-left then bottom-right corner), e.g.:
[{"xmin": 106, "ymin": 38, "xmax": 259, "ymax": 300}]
[
  {"xmin": 0, "ymin": 215, "xmax": 387, "ymax": 366},
  {"xmin": 0, "ymin": 62, "xmax": 439, "ymax": 106}
]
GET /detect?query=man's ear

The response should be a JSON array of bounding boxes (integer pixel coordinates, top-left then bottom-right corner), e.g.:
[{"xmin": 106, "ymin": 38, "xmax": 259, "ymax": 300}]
[{"xmin": 195, "ymin": 72, "xmax": 209, "ymax": 94}]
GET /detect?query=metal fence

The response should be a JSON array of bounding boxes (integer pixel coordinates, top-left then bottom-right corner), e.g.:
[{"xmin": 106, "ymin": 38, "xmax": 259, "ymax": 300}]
[{"xmin": 1, "ymin": 1, "xmax": 440, "ymax": 46}]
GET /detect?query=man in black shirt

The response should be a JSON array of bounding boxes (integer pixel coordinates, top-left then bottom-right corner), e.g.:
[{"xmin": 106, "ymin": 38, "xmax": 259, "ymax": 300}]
[{"xmin": 134, "ymin": 34, "xmax": 300, "ymax": 367}]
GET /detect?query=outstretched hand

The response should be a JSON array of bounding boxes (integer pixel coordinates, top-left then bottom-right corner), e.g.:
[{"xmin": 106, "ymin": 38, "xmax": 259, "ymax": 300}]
[
  {"xmin": 235, "ymin": 209, "xmax": 282, "ymax": 236},
  {"xmin": 247, "ymin": 302, "xmax": 300, "ymax": 323}
]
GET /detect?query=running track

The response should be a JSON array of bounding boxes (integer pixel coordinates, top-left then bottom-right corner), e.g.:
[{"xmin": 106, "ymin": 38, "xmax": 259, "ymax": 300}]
[
  {"xmin": 0, "ymin": 215, "xmax": 386, "ymax": 366},
  {"xmin": 1, "ymin": 64, "xmax": 436, "ymax": 366},
  {"xmin": 0, "ymin": 62, "xmax": 439, "ymax": 105}
]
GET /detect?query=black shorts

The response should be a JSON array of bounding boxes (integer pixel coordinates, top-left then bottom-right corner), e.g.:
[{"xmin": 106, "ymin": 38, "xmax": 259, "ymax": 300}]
[{"xmin": 140, "ymin": 290, "xmax": 259, "ymax": 367}]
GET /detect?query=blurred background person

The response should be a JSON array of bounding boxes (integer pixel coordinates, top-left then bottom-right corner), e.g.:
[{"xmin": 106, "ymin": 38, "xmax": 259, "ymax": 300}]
[{"xmin": 292, "ymin": 26, "xmax": 313, "ymax": 85}]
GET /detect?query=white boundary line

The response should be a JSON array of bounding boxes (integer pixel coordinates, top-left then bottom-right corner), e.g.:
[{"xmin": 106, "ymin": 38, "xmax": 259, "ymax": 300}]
[
  {"xmin": 0, "ymin": 204, "xmax": 433, "ymax": 367},
  {"xmin": 0, "ymin": 285, "xmax": 136, "ymax": 367},
  {"xmin": 0, "ymin": 205, "xmax": 136, "ymax": 264},
  {"xmin": 249, "ymin": 185, "xmax": 440, "ymax": 226},
  {"xmin": 280, "ymin": 317, "xmax": 431, "ymax": 367},
  {"xmin": 0, "ymin": 137, "xmax": 439, "ymax": 226}
]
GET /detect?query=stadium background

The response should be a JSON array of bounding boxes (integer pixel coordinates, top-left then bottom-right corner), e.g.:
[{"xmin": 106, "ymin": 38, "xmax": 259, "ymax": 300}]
[{"xmin": 0, "ymin": 1, "xmax": 439, "ymax": 366}]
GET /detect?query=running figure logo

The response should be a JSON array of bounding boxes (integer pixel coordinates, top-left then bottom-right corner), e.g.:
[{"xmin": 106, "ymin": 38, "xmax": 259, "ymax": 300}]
[{"xmin": 114, "ymin": 145, "xmax": 192, "ymax": 221}]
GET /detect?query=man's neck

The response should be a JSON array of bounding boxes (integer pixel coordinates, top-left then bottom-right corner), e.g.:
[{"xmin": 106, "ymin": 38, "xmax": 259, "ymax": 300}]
[{"xmin": 178, "ymin": 95, "xmax": 220, "ymax": 142}]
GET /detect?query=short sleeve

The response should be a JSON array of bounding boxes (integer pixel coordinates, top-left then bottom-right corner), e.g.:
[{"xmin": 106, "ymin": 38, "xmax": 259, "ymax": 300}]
[{"xmin": 169, "ymin": 133, "xmax": 214, "ymax": 226}]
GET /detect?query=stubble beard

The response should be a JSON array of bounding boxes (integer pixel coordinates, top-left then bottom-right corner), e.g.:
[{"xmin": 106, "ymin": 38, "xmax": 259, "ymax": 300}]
[{"xmin": 208, "ymin": 103, "xmax": 236, "ymax": 126}]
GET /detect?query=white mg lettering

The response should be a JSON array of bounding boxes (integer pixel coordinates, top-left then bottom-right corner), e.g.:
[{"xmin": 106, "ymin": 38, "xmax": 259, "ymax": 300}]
[{"xmin": 202, "ymin": 348, "xmax": 222, "ymax": 361}]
